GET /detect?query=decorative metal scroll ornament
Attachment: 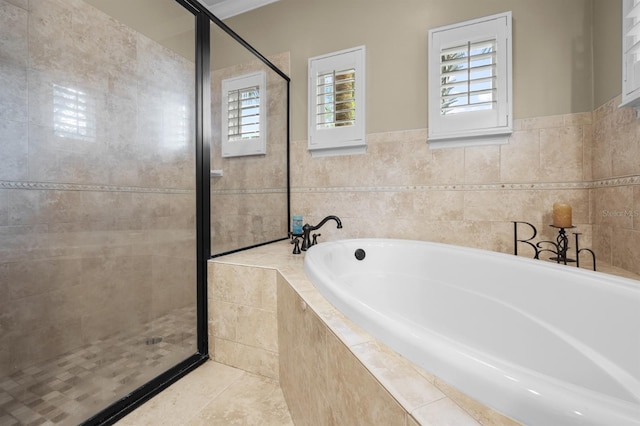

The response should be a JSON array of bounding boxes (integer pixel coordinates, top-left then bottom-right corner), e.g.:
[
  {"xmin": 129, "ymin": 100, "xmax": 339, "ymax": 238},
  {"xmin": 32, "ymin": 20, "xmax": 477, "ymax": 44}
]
[{"xmin": 512, "ymin": 221, "xmax": 596, "ymax": 271}]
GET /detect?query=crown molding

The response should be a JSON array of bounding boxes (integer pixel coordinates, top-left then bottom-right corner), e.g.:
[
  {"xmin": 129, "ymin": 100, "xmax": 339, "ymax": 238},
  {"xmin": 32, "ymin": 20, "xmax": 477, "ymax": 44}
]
[{"xmin": 205, "ymin": 0, "xmax": 279, "ymax": 19}]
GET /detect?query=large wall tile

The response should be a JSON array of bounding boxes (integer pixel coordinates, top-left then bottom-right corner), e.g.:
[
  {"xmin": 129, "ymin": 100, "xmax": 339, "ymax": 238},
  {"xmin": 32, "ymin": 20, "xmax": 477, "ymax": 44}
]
[
  {"xmin": 209, "ymin": 263, "xmax": 279, "ymax": 379},
  {"xmin": 214, "ymin": 338, "xmax": 278, "ymax": 380},
  {"xmin": 500, "ymin": 129, "xmax": 540, "ymax": 183},
  {"xmin": 325, "ymin": 331, "xmax": 406, "ymax": 424},
  {"xmin": 539, "ymin": 126, "xmax": 584, "ymax": 182},
  {"xmin": 236, "ymin": 305, "xmax": 278, "ymax": 352},
  {"xmin": 278, "ymin": 277, "xmax": 329, "ymax": 425},
  {"xmin": 463, "ymin": 190, "xmax": 541, "ymax": 223},
  {"xmin": 430, "ymin": 148, "xmax": 465, "ymax": 184},
  {"xmin": 0, "ymin": 1, "xmax": 28, "ymax": 128},
  {"xmin": 612, "ymin": 227, "xmax": 640, "ymax": 275},
  {"xmin": 635, "ymin": 186, "xmax": 640, "ymax": 231},
  {"xmin": 464, "ymin": 145, "xmax": 500, "ymax": 184},
  {"xmin": 0, "ymin": 121, "xmax": 27, "ymax": 181}
]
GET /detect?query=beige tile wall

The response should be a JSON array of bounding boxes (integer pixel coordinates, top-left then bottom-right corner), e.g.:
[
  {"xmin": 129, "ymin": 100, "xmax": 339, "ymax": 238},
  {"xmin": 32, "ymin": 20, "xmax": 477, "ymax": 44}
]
[
  {"xmin": 290, "ymin": 113, "xmax": 595, "ymax": 261},
  {"xmin": 208, "ymin": 262, "xmax": 279, "ymax": 379},
  {"xmin": 290, "ymin": 102, "xmax": 639, "ymax": 274},
  {"xmin": 0, "ymin": 0, "xmax": 197, "ymax": 374},
  {"xmin": 592, "ymin": 96, "xmax": 640, "ymax": 275},
  {"xmin": 278, "ymin": 276, "xmax": 409, "ymax": 424}
]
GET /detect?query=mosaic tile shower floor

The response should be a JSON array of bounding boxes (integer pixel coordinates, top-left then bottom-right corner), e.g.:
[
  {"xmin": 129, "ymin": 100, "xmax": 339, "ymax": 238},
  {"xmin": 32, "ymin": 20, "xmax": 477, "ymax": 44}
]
[{"xmin": 0, "ymin": 307, "xmax": 196, "ymax": 426}]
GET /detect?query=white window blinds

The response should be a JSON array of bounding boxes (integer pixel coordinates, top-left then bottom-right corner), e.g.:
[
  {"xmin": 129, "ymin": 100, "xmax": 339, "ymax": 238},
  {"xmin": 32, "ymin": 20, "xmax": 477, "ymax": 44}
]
[
  {"xmin": 316, "ymin": 68, "xmax": 356, "ymax": 129},
  {"xmin": 428, "ymin": 12, "xmax": 512, "ymax": 148},
  {"xmin": 221, "ymin": 71, "xmax": 267, "ymax": 157},
  {"xmin": 622, "ymin": 0, "xmax": 640, "ymax": 110},
  {"xmin": 440, "ymin": 39, "xmax": 496, "ymax": 115},
  {"xmin": 308, "ymin": 45, "xmax": 366, "ymax": 157},
  {"xmin": 227, "ymin": 85, "xmax": 261, "ymax": 141}
]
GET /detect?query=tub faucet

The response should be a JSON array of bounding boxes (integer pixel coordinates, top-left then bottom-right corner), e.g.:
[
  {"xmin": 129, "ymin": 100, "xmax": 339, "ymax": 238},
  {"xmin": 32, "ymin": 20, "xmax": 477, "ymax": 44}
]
[{"xmin": 301, "ymin": 215, "xmax": 342, "ymax": 251}]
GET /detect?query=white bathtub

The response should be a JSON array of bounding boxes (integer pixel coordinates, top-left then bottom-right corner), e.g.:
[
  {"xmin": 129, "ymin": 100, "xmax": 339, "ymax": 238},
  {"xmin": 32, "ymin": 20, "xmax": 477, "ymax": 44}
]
[{"xmin": 303, "ymin": 239, "xmax": 640, "ymax": 426}]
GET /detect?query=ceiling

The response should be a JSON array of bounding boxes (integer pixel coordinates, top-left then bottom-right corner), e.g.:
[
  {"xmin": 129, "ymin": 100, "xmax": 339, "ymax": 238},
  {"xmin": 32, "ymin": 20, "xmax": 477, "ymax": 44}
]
[{"xmin": 200, "ymin": 0, "xmax": 279, "ymax": 19}]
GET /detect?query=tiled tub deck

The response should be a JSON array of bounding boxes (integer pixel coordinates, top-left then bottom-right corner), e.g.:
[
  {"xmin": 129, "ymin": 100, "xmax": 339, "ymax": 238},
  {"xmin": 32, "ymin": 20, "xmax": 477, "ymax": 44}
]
[{"xmin": 209, "ymin": 241, "xmax": 529, "ymax": 425}]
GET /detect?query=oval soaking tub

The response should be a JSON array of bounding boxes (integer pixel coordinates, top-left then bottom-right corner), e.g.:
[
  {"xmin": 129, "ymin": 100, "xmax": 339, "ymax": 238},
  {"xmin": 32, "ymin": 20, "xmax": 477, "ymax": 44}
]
[{"xmin": 303, "ymin": 239, "xmax": 640, "ymax": 426}]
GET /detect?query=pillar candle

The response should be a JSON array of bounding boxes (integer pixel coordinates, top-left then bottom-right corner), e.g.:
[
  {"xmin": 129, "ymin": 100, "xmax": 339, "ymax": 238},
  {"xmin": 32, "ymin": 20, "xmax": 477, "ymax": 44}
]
[{"xmin": 552, "ymin": 203, "xmax": 572, "ymax": 228}]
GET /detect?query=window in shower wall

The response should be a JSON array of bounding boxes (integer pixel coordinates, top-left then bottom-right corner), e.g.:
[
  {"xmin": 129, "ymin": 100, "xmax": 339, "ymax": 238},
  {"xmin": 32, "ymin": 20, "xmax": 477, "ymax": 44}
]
[{"xmin": 221, "ymin": 70, "xmax": 267, "ymax": 157}]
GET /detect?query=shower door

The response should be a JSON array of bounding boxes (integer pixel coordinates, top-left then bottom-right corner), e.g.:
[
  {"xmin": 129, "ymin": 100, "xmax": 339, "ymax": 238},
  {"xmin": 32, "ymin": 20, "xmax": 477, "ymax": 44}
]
[
  {"xmin": 209, "ymin": 19, "xmax": 291, "ymax": 256},
  {"xmin": 0, "ymin": 0, "xmax": 203, "ymax": 424}
]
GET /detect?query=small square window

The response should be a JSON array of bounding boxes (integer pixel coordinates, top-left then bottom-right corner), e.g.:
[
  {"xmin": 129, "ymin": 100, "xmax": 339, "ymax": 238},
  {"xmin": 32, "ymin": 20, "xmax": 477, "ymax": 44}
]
[
  {"xmin": 221, "ymin": 71, "xmax": 267, "ymax": 157},
  {"xmin": 428, "ymin": 12, "xmax": 512, "ymax": 149},
  {"xmin": 308, "ymin": 46, "xmax": 366, "ymax": 157}
]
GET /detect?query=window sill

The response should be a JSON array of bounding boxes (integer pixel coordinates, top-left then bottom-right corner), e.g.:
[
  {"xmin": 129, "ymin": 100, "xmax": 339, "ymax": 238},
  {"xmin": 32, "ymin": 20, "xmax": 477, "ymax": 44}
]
[
  {"xmin": 309, "ymin": 144, "xmax": 367, "ymax": 158},
  {"xmin": 428, "ymin": 130, "xmax": 511, "ymax": 149}
]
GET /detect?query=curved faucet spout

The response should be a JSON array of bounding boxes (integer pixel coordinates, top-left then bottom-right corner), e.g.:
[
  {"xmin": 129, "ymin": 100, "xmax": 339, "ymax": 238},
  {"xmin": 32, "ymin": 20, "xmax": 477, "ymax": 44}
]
[
  {"xmin": 301, "ymin": 215, "xmax": 342, "ymax": 251},
  {"xmin": 309, "ymin": 215, "xmax": 342, "ymax": 231}
]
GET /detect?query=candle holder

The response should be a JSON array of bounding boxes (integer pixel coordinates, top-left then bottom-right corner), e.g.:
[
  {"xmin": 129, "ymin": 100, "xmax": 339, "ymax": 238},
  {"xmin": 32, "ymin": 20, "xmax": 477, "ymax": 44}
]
[
  {"xmin": 544, "ymin": 225, "xmax": 576, "ymax": 264},
  {"xmin": 512, "ymin": 221, "xmax": 596, "ymax": 271}
]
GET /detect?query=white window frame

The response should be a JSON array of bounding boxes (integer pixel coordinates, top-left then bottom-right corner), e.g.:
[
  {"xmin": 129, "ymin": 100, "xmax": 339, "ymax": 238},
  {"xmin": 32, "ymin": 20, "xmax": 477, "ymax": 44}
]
[
  {"xmin": 622, "ymin": 0, "xmax": 640, "ymax": 115},
  {"xmin": 221, "ymin": 71, "xmax": 267, "ymax": 157},
  {"xmin": 428, "ymin": 12, "xmax": 512, "ymax": 149},
  {"xmin": 308, "ymin": 45, "xmax": 366, "ymax": 157}
]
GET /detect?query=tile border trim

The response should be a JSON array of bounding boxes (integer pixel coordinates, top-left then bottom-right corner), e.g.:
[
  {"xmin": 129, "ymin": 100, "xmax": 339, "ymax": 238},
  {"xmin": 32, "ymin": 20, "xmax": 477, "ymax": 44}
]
[
  {"xmin": 291, "ymin": 176, "xmax": 640, "ymax": 193},
  {"xmin": 211, "ymin": 188, "xmax": 287, "ymax": 195},
  {"xmin": 0, "ymin": 180, "xmax": 193, "ymax": 194},
  {"xmin": 3, "ymin": 176, "xmax": 637, "ymax": 195}
]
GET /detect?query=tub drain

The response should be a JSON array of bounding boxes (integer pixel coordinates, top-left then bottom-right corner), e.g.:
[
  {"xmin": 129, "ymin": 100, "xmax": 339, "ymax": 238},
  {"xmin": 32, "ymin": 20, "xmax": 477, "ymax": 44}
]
[{"xmin": 354, "ymin": 248, "xmax": 366, "ymax": 260}]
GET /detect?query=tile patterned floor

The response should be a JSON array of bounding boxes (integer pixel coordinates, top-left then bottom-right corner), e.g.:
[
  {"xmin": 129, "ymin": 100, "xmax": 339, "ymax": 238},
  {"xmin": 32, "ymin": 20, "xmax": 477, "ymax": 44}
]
[
  {"xmin": 115, "ymin": 361, "xmax": 293, "ymax": 426},
  {"xmin": 0, "ymin": 307, "xmax": 196, "ymax": 426}
]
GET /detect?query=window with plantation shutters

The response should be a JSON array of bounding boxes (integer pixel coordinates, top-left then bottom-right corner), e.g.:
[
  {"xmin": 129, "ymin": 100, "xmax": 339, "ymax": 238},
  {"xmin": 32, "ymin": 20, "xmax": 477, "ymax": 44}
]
[
  {"xmin": 221, "ymin": 71, "xmax": 267, "ymax": 157},
  {"xmin": 316, "ymin": 68, "xmax": 356, "ymax": 129},
  {"xmin": 440, "ymin": 39, "xmax": 497, "ymax": 115},
  {"xmin": 428, "ymin": 12, "xmax": 512, "ymax": 149},
  {"xmin": 308, "ymin": 46, "xmax": 366, "ymax": 157},
  {"xmin": 228, "ymin": 85, "xmax": 260, "ymax": 141},
  {"xmin": 622, "ymin": 0, "xmax": 640, "ymax": 112}
]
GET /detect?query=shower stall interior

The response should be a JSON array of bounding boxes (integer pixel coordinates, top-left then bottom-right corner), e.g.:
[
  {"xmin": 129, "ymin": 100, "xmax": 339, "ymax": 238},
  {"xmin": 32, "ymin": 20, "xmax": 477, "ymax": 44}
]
[{"xmin": 0, "ymin": 0, "xmax": 290, "ymax": 424}]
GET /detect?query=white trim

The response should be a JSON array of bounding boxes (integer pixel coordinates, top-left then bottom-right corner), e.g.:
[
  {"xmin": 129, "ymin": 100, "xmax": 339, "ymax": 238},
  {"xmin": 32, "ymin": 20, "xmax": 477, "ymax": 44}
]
[
  {"xmin": 621, "ymin": 0, "xmax": 640, "ymax": 116},
  {"xmin": 428, "ymin": 12, "xmax": 513, "ymax": 148},
  {"xmin": 308, "ymin": 45, "xmax": 366, "ymax": 157},
  {"xmin": 221, "ymin": 71, "xmax": 267, "ymax": 158},
  {"xmin": 206, "ymin": 0, "xmax": 279, "ymax": 19},
  {"xmin": 310, "ymin": 145, "xmax": 367, "ymax": 158},
  {"xmin": 428, "ymin": 133, "xmax": 510, "ymax": 150}
]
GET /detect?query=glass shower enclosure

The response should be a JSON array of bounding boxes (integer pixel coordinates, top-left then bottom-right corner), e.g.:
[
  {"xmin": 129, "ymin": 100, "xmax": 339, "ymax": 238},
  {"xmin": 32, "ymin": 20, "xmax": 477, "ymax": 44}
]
[
  {"xmin": 0, "ymin": 0, "xmax": 289, "ymax": 424},
  {"xmin": 0, "ymin": 0, "xmax": 199, "ymax": 423}
]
